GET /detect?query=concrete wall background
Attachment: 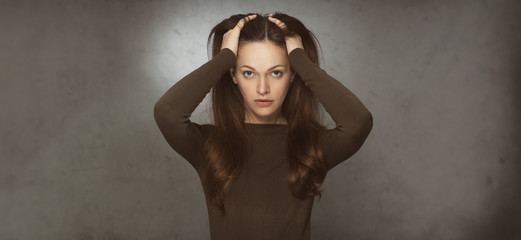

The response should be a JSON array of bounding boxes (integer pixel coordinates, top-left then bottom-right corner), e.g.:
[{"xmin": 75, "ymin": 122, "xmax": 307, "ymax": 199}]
[{"xmin": 1, "ymin": 0, "xmax": 519, "ymax": 239}]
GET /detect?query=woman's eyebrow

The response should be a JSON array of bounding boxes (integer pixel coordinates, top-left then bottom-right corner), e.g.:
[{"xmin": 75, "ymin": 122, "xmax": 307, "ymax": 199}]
[{"xmin": 239, "ymin": 65, "xmax": 286, "ymax": 70}]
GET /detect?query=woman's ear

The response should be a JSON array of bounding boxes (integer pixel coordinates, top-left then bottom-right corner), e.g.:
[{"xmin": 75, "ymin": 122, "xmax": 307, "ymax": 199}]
[{"xmin": 230, "ymin": 68, "xmax": 238, "ymax": 84}]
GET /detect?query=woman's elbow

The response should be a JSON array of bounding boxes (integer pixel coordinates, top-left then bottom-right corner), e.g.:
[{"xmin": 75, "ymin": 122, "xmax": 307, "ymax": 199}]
[
  {"xmin": 364, "ymin": 111, "xmax": 373, "ymax": 133},
  {"xmin": 357, "ymin": 110, "xmax": 373, "ymax": 139},
  {"xmin": 153, "ymin": 100, "xmax": 169, "ymax": 126}
]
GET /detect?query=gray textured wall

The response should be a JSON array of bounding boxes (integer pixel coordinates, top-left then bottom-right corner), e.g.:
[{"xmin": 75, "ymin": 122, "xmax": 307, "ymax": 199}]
[{"xmin": 1, "ymin": 0, "xmax": 520, "ymax": 239}]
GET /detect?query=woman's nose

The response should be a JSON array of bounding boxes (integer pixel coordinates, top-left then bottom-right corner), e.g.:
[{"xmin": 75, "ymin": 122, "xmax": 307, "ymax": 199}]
[{"xmin": 257, "ymin": 77, "xmax": 270, "ymax": 94}]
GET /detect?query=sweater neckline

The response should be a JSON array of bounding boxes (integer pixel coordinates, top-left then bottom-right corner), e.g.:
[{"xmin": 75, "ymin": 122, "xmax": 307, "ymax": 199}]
[{"xmin": 244, "ymin": 123, "xmax": 289, "ymax": 134}]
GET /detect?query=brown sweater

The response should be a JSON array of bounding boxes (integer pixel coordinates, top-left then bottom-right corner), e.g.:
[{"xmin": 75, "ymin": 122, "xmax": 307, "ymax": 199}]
[{"xmin": 154, "ymin": 47, "xmax": 372, "ymax": 240}]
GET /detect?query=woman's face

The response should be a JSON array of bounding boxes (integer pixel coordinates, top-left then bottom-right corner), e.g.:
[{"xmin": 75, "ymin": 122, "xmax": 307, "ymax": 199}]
[{"xmin": 230, "ymin": 40, "xmax": 294, "ymax": 124}]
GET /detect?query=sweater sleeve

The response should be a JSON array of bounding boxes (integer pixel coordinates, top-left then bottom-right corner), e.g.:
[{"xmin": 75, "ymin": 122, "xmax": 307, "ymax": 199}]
[
  {"xmin": 288, "ymin": 48, "xmax": 373, "ymax": 170},
  {"xmin": 153, "ymin": 48, "xmax": 236, "ymax": 172}
]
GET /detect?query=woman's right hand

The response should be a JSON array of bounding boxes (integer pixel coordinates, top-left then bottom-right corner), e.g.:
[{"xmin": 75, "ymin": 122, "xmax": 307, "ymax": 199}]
[{"xmin": 220, "ymin": 14, "xmax": 257, "ymax": 56}]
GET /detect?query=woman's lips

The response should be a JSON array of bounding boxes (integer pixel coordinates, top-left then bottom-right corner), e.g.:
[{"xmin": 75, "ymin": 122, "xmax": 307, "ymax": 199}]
[{"xmin": 255, "ymin": 99, "xmax": 274, "ymax": 107}]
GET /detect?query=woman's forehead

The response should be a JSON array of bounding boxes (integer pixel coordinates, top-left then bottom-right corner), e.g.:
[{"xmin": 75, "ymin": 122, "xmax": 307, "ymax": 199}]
[{"xmin": 237, "ymin": 41, "xmax": 289, "ymax": 69}]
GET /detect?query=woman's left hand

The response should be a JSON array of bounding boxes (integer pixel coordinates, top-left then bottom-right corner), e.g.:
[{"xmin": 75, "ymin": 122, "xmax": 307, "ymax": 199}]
[{"xmin": 268, "ymin": 14, "xmax": 304, "ymax": 55}]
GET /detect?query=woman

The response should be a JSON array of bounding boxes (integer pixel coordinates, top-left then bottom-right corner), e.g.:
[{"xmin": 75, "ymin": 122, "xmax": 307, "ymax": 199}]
[{"xmin": 154, "ymin": 12, "xmax": 372, "ymax": 240}]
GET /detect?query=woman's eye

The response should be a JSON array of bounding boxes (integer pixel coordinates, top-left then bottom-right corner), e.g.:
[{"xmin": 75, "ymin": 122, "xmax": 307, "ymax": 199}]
[
  {"xmin": 272, "ymin": 71, "xmax": 283, "ymax": 77},
  {"xmin": 243, "ymin": 71, "xmax": 254, "ymax": 78}
]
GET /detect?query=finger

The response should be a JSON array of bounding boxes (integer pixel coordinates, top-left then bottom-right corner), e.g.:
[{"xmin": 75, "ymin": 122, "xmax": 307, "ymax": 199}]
[
  {"xmin": 235, "ymin": 14, "xmax": 257, "ymax": 30},
  {"xmin": 268, "ymin": 16, "xmax": 287, "ymax": 30}
]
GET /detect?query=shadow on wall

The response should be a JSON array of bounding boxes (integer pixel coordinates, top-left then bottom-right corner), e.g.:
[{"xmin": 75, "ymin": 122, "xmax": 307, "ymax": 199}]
[{"xmin": 469, "ymin": 38, "xmax": 521, "ymax": 240}]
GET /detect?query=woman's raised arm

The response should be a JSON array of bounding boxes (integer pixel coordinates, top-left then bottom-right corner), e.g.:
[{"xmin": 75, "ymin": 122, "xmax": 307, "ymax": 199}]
[
  {"xmin": 288, "ymin": 48, "xmax": 373, "ymax": 170},
  {"xmin": 153, "ymin": 48, "xmax": 235, "ymax": 170}
]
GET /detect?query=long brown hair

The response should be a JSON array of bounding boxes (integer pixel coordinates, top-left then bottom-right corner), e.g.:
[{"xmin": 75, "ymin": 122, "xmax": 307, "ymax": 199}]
[{"xmin": 204, "ymin": 12, "xmax": 327, "ymax": 211}]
